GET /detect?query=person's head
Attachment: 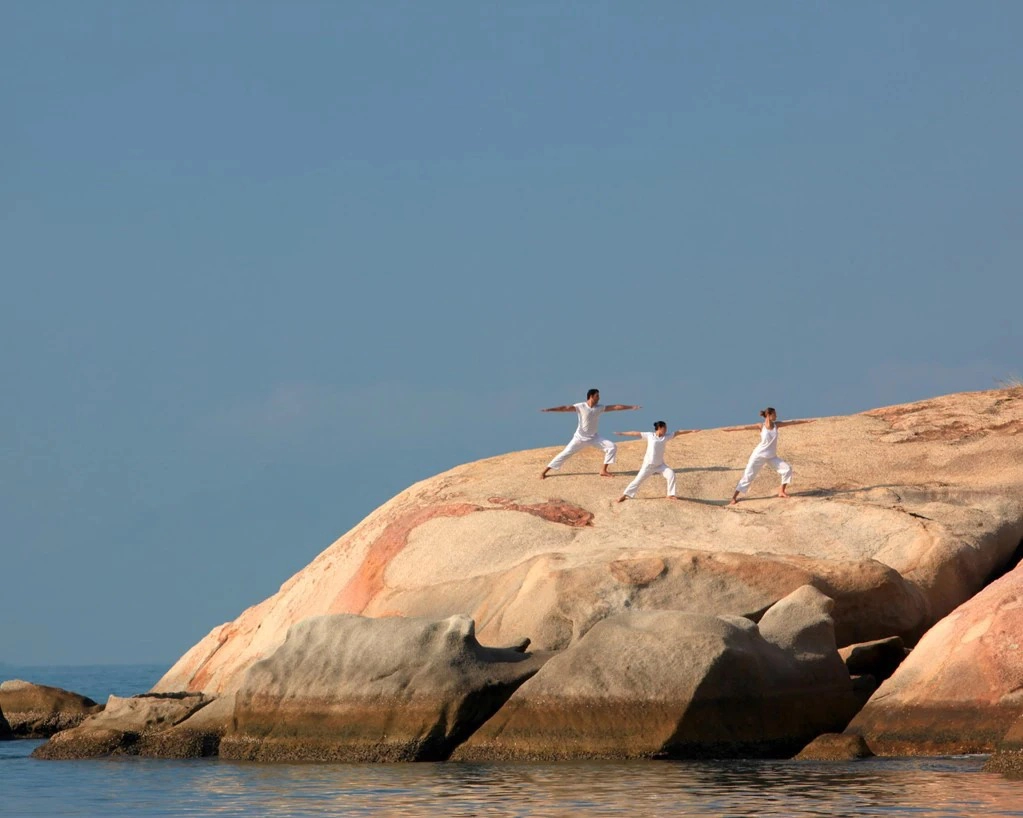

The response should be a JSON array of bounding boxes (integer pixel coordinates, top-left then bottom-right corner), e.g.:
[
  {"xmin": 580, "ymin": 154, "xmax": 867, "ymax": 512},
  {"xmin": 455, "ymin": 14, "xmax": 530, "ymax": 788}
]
[
  {"xmin": 760, "ymin": 407, "xmax": 777, "ymax": 421},
  {"xmin": 653, "ymin": 421, "xmax": 667, "ymax": 437},
  {"xmin": 586, "ymin": 388, "xmax": 600, "ymax": 406}
]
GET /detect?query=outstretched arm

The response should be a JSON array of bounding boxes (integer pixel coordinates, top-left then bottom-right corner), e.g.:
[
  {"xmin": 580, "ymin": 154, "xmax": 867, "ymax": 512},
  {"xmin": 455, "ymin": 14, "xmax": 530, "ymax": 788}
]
[
  {"xmin": 720, "ymin": 423, "xmax": 761, "ymax": 433},
  {"xmin": 777, "ymin": 419, "xmax": 815, "ymax": 428},
  {"xmin": 540, "ymin": 405, "xmax": 576, "ymax": 412},
  {"xmin": 604, "ymin": 404, "xmax": 642, "ymax": 412},
  {"xmin": 615, "ymin": 431, "xmax": 643, "ymax": 438},
  {"xmin": 671, "ymin": 429, "xmax": 700, "ymax": 438}
]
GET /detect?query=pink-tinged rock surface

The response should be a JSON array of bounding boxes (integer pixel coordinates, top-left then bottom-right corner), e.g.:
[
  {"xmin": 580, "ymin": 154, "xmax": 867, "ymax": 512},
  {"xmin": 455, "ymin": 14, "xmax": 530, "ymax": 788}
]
[
  {"xmin": 846, "ymin": 563, "xmax": 1023, "ymax": 755},
  {"xmin": 154, "ymin": 388, "xmax": 1023, "ymax": 697}
]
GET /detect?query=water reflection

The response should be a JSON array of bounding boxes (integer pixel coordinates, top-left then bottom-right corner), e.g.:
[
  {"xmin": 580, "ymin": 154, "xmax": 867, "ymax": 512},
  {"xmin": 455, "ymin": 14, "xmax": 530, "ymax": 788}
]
[{"xmin": 3, "ymin": 741, "xmax": 1023, "ymax": 817}]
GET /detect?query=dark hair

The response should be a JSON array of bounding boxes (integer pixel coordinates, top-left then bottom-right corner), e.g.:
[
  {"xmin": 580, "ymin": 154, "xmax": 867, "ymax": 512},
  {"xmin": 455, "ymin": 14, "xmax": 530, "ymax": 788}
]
[
  {"xmin": 586, "ymin": 388, "xmax": 600, "ymax": 400},
  {"xmin": 653, "ymin": 421, "xmax": 667, "ymax": 431},
  {"xmin": 760, "ymin": 407, "xmax": 776, "ymax": 418}
]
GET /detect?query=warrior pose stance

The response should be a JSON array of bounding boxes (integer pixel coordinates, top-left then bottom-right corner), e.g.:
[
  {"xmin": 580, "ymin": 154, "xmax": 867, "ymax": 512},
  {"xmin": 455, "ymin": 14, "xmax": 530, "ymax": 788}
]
[
  {"xmin": 539, "ymin": 389, "xmax": 640, "ymax": 479},
  {"xmin": 727, "ymin": 407, "xmax": 810, "ymax": 505},
  {"xmin": 615, "ymin": 422, "xmax": 699, "ymax": 502}
]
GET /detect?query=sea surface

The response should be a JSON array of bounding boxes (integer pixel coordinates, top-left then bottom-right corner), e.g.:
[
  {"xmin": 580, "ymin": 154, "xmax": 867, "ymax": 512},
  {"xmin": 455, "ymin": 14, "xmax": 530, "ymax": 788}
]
[{"xmin": 1, "ymin": 664, "xmax": 1022, "ymax": 817}]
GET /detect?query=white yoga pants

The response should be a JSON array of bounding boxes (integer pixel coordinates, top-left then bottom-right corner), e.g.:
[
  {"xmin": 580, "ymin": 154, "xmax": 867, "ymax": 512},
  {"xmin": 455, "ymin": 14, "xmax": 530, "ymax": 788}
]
[
  {"xmin": 547, "ymin": 434, "xmax": 617, "ymax": 470},
  {"xmin": 735, "ymin": 453, "xmax": 792, "ymax": 494},
  {"xmin": 623, "ymin": 462, "xmax": 677, "ymax": 498}
]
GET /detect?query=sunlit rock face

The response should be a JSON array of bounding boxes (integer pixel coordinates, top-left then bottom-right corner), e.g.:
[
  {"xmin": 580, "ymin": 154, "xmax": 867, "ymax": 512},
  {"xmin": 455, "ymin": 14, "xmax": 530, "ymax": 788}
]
[{"xmin": 154, "ymin": 387, "xmax": 1023, "ymax": 702}]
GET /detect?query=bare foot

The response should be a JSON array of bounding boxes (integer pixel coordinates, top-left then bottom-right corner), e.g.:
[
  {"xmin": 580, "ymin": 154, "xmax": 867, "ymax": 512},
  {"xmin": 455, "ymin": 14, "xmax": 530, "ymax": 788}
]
[
  {"xmin": 729, "ymin": 497, "xmax": 739, "ymax": 506},
  {"xmin": 599, "ymin": 471, "xmax": 614, "ymax": 478},
  {"xmin": 778, "ymin": 491, "xmax": 789, "ymax": 498},
  {"xmin": 617, "ymin": 495, "xmax": 628, "ymax": 503},
  {"xmin": 539, "ymin": 468, "xmax": 550, "ymax": 480}
]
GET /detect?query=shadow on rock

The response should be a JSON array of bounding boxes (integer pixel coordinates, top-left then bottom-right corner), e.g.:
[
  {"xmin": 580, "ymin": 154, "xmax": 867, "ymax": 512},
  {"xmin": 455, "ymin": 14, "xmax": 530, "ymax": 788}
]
[
  {"xmin": 218, "ymin": 613, "xmax": 549, "ymax": 762},
  {"xmin": 453, "ymin": 585, "xmax": 860, "ymax": 761}
]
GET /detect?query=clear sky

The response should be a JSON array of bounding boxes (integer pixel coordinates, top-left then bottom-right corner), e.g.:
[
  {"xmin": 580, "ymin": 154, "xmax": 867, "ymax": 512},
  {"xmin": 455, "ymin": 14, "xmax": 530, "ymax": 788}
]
[{"xmin": 2, "ymin": 2, "xmax": 1021, "ymax": 666}]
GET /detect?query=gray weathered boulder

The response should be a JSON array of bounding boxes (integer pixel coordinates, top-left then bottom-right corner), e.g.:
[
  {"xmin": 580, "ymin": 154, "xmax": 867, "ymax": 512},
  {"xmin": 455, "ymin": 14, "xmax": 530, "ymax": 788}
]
[
  {"xmin": 33, "ymin": 692, "xmax": 211, "ymax": 759},
  {"xmin": 218, "ymin": 613, "xmax": 548, "ymax": 762},
  {"xmin": 453, "ymin": 586, "xmax": 858, "ymax": 760},
  {"xmin": 0, "ymin": 680, "xmax": 102, "ymax": 738}
]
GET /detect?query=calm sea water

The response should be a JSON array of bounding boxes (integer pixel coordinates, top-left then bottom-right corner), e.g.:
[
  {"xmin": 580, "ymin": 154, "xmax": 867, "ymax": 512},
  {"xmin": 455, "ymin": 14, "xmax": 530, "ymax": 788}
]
[{"xmin": 2, "ymin": 665, "xmax": 1022, "ymax": 817}]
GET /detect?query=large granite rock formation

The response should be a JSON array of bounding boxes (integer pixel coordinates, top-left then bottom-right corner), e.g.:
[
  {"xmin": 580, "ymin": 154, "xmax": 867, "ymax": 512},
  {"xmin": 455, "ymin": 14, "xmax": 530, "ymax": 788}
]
[
  {"xmin": 155, "ymin": 388, "xmax": 1023, "ymax": 699},
  {"xmin": 219, "ymin": 613, "xmax": 548, "ymax": 762},
  {"xmin": 0, "ymin": 680, "xmax": 102, "ymax": 738},
  {"xmin": 845, "ymin": 563, "xmax": 1023, "ymax": 755},
  {"xmin": 452, "ymin": 586, "xmax": 857, "ymax": 760}
]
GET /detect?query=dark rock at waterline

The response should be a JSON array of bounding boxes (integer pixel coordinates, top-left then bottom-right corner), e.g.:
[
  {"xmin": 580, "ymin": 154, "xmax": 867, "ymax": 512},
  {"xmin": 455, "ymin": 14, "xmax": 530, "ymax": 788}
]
[
  {"xmin": 218, "ymin": 613, "xmax": 549, "ymax": 762},
  {"xmin": 0, "ymin": 703, "xmax": 12, "ymax": 740},
  {"xmin": 0, "ymin": 680, "xmax": 102, "ymax": 738},
  {"xmin": 796, "ymin": 733, "xmax": 874, "ymax": 761},
  {"xmin": 33, "ymin": 692, "xmax": 211, "ymax": 759},
  {"xmin": 983, "ymin": 711, "xmax": 1023, "ymax": 775},
  {"xmin": 453, "ymin": 586, "xmax": 860, "ymax": 761},
  {"xmin": 136, "ymin": 693, "xmax": 234, "ymax": 758}
]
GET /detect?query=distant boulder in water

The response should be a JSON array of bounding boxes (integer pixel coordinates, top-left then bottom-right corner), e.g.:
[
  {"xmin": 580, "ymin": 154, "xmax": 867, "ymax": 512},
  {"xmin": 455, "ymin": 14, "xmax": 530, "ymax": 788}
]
[{"xmin": 0, "ymin": 680, "xmax": 102, "ymax": 738}]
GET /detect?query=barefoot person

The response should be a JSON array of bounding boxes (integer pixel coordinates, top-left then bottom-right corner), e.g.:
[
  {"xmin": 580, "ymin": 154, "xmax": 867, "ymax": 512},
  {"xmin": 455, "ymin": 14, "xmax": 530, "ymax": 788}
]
[
  {"xmin": 727, "ymin": 407, "xmax": 810, "ymax": 505},
  {"xmin": 539, "ymin": 389, "xmax": 641, "ymax": 479},
  {"xmin": 615, "ymin": 421, "xmax": 699, "ymax": 502}
]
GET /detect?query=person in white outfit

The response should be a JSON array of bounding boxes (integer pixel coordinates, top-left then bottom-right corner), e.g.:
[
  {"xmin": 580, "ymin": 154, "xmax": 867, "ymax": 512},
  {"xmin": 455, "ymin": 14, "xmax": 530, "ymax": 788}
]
[
  {"xmin": 539, "ymin": 389, "xmax": 641, "ymax": 479},
  {"xmin": 727, "ymin": 407, "xmax": 811, "ymax": 505},
  {"xmin": 615, "ymin": 421, "xmax": 699, "ymax": 502}
]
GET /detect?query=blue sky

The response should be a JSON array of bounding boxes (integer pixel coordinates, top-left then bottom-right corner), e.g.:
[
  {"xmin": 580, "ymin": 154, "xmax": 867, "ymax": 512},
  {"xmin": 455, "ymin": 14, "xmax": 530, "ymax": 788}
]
[{"xmin": 2, "ymin": 2, "xmax": 1021, "ymax": 665}]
